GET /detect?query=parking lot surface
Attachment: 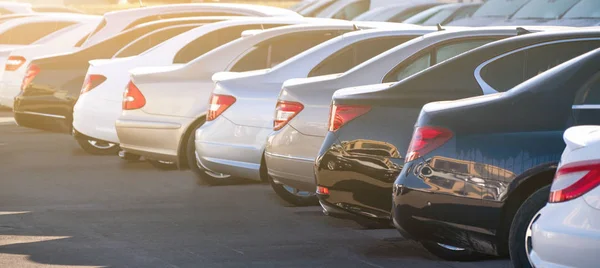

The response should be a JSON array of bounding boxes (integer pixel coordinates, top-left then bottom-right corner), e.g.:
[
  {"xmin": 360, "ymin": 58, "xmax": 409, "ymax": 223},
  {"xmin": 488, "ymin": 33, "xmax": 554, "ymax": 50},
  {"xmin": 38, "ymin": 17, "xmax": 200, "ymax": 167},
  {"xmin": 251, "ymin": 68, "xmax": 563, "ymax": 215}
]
[{"xmin": 0, "ymin": 111, "xmax": 510, "ymax": 268}]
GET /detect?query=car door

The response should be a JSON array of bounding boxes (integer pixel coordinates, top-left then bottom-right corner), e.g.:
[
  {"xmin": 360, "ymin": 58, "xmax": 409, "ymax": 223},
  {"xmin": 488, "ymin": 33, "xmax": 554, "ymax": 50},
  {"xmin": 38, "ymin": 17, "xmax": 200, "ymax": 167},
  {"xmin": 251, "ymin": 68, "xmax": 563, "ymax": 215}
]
[{"xmin": 572, "ymin": 72, "xmax": 600, "ymax": 125}]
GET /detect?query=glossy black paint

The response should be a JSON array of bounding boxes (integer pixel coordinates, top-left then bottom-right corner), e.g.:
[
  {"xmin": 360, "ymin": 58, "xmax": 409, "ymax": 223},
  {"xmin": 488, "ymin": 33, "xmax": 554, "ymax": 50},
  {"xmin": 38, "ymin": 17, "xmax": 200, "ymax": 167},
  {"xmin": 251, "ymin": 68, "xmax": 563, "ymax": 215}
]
[
  {"xmin": 12, "ymin": 18, "xmax": 220, "ymax": 133},
  {"xmin": 315, "ymin": 29, "xmax": 600, "ymax": 225},
  {"xmin": 392, "ymin": 48, "xmax": 600, "ymax": 256}
]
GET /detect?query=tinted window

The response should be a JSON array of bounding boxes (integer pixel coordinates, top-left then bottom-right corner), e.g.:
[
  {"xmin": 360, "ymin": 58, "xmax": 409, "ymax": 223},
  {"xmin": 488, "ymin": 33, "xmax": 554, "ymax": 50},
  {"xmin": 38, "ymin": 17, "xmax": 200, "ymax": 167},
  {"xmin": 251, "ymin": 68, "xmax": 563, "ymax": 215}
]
[
  {"xmin": 562, "ymin": 0, "xmax": 600, "ymax": 19},
  {"xmin": 389, "ymin": 5, "xmax": 439, "ymax": 23},
  {"xmin": 173, "ymin": 24, "xmax": 284, "ymax": 64},
  {"xmin": 124, "ymin": 12, "xmax": 243, "ymax": 30},
  {"xmin": 332, "ymin": 0, "xmax": 369, "ymax": 20},
  {"xmin": 115, "ymin": 25, "xmax": 196, "ymax": 58},
  {"xmin": 472, "ymin": 0, "xmax": 528, "ymax": 18},
  {"xmin": 384, "ymin": 39, "xmax": 494, "ymax": 82},
  {"xmin": 0, "ymin": 21, "xmax": 76, "ymax": 45},
  {"xmin": 575, "ymin": 73, "xmax": 600, "ymax": 105},
  {"xmin": 481, "ymin": 40, "xmax": 600, "ymax": 92},
  {"xmin": 309, "ymin": 36, "xmax": 412, "ymax": 77},
  {"xmin": 512, "ymin": 0, "xmax": 578, "ymax": 19},
  {"xmin": 231, "ymin": 30, "xmax": 349, "ymax": 72},
  {"xmin": 450, "ymin": 5, "xmax": 480, "ymax": 22},
  {"xmin": 420, "ymin": 8, "xmax": 455, "ymax": 25}
]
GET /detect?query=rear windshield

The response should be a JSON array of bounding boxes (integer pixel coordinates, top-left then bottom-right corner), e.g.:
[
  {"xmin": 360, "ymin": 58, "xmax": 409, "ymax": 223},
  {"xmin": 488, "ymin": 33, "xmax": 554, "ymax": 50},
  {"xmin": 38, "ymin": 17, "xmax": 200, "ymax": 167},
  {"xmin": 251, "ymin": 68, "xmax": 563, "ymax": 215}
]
[
  {"xmin": 114, "ymin": 25, "xmax": 197, "ymax": 58},
  {"xmin": 562, "ymin": 0, "xmax": 600, "ymax": 19},
  {"xmin": 512, "ymin": 0, "xmax": 578, "ymax": 19},
  {"xmin": 472, "ymin": 0, "xmax": 528, "ymax": 18}
]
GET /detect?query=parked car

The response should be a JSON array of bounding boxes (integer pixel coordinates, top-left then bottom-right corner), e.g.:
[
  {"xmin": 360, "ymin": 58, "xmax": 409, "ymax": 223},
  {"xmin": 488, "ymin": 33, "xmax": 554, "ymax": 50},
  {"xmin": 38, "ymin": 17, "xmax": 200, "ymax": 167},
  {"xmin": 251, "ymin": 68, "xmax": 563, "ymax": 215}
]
[
  {"xmin": 391, "ymin": 47, "xmax": 600, "ymax": 265},
  {"xmin": 82, "ymin": 3, "xmax": 301, "ymax": 47},
  {"xmin": 0, "ymin": 20, "xmax": 100, "ymax": 109},
  {"xmin": 540, "ymin": 0, "xmax": 600, "ymax": 27},
  {"xmin": 315, "ymin": 28, "xmax": 600, "ymax": 229},
  {"xmin": 313, "ymin": 0, "xmax": 401, "ymax": 20},
  {"xmin": 269, "ymin": 26, "xmax": 536, "ymax": 212},
  {"xmin": 402, "ymin": 3, "xmax": 481, "ymax": 26},
  {"xmin": 194, "ymin": 25, "xmax": 431, "ymax": 202},
  {"xmin": 490, "ymin": 0, "xmax": 582, "ymax": 26},
  {"xmin": 528, "ymin": 125, "xmax": 600, "ymax": 268},
  {"xmin": 0, "ymin": 14, "xmax": 98, "ymax": 51},
  {"xmin": 115, "ymin": 22, "xmax": 364, "ymax": 171},
  {"xmin": 12, "ymin": 17, "xmax": 227, "ymax": 140},
  {"xmin": 72, "ymin": 17, "xmax": 318, "ymax": 155},
  {"xmin": 352, "ymin": 2, "xmax": 442, "ymax": 23},
  {"xmin": 448, "ymin": 0, "xmax": 531, "ymax": 26}
]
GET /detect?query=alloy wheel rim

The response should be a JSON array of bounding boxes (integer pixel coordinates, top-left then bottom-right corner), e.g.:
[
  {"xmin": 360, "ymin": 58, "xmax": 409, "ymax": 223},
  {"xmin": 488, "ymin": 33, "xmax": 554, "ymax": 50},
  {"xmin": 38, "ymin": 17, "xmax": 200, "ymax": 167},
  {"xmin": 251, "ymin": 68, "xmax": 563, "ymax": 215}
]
[
  {"xmin": 282, "ymin": 185, "xmax": 314, "ymax": 197},
  {"xmin": 87, "ymin": 140, "xmax": 116, "ymax": 150}
]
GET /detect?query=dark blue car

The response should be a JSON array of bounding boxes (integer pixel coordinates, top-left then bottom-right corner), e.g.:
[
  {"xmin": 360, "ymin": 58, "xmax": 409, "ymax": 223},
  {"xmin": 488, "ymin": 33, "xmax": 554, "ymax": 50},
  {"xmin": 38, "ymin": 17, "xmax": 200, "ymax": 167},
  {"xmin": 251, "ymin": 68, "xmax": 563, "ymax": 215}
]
[{"xmin": 392, "ymin": 48, "xmax": 600, "ymax": 266}]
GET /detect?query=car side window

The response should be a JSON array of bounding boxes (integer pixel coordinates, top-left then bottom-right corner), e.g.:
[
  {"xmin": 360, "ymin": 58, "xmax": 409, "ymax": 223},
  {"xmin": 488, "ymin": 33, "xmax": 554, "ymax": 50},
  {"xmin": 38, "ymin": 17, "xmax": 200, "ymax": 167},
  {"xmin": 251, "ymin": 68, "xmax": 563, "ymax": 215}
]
[
  {"xmin": 124, "ymin": 12, "xmax": 242, "ymax": 31},
  {"xmin": 574, "ymin": 73, "xmax": 600, "ymax": 105},
  {"xmin": 173, "ymin": 24, "xmax": 286, "ymax": 64},
  {"xmin": 390, "ymin": 7, "xmax": 433, "ymax": 23},
  {"xmin": 115, "ymin": 25, "xmax": 196, "ymax": 58},
  {"xmin": 0, "ymin": 21, "xmax": 77, "ymax": 45},
  {"xmin": 332, "ymin": 0, "xmax": 369, "ymax": 20},
  {"xmin": 384, "ymin": 39, "xmax": 494, "ymax": 83},
  {"xmin": 451, "ymin": 6, "xmax": 479, "ymax": 21},
  {"xmin": 308, "ymin": 36, "xmax": 413, "ymax": 77},
  {"xmin": 230, "ymin": 30, "xmax": 349, "ymax": 72},
  {"xmin": 481, "ymin": 40, "xmax": 600, "ymax": 92}
]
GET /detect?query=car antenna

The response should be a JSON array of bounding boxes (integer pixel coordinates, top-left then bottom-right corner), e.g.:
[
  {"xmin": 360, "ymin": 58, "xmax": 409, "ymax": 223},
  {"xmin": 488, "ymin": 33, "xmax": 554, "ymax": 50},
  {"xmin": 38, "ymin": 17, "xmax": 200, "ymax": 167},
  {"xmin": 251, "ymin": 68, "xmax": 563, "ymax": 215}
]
[
  {"xmin": 138, "ymin": 0, "xmax": 145, "ymax": 8},
  {"xmin": 436, "ymin": 23, "xmax": 444, "ymax": 31},
  {"xmin": 352, "ymin": 24, "xmax": 359, "ymax": 31},
  {"xmin": 516, "ymin": 27, "xmax": 531, "ymax": 35}
]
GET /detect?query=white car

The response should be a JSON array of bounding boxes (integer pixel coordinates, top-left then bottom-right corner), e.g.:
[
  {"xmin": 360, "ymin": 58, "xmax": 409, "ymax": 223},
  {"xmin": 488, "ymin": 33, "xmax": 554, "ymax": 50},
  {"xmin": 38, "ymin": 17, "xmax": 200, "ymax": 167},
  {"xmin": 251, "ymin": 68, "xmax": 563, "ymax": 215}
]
[
  {"xmin": 0, "ymin": 20, "xmax": 99, "ymax": 108},
  {"xmin": 0, "ymin": 2, "xmax": 33, "ymax": 15},
  {"xmin": 194, "ymin": 25, "xmax": 432, "ymax": 189},
  {"xmin": 528, "ymin": 125, "xmax": 600, "ymax": 268},
  {"xmin": 83, "ymin": 3, "xmax": 301, "ymax": 47},
  {"xmin": 114, "ymin": 21, "xmax": 372, "ymax": 172},
  {"xmin": 72, "ymin": 17, "xmax": 319, "ymax": 150},
  {"xmin": 352, "ymin": 1, "xmax": 441, "ymax": 23}
]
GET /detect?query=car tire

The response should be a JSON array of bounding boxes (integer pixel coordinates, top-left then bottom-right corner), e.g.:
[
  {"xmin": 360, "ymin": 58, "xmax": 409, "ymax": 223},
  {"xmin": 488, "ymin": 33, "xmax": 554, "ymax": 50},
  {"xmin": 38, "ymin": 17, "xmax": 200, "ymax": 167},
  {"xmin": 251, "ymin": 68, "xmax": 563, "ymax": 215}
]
[
  {"xmin": 421, "ymin": 241, "xmax": 487, "ymax": 261},
  {"xmin": 76, "ymin": 138, "xmax": 120, "ymax": 155},
  {"xmin": 509, "ymin": 185, "xmax": 551, "ymax": 268},
  {"xmin": 269, "ymin": 176, "xmax": 318, "ymax": 206},
  {"xmin": 147, "ymin": 160, "xmax": 177, "ymax": 170},
  {"xmin": 186, "ymin": 123, "xmax": 234, "ymax": 185}
]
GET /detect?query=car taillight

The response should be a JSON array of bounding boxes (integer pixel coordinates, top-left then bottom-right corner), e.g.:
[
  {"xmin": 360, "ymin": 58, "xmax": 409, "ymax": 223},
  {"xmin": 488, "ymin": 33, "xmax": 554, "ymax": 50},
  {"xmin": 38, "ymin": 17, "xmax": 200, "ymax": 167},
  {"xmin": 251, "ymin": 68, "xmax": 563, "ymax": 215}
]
[
  {"xmin": 328, "ymin": 104, "xmax": 370, "ymax": 132},
  {"xmin": 122, "ymin": 81, "xmax": 145, "ymax": 110},
  {"xmin": 207, "ymin": 93, "xmax": 236, "ymax": 121},
  {"xmin": 80, "ymin": 74, "xmax": 107, "ymax": 94},
  {"xmin": 317, "ymin": 186, "xmax": 330, "ymax": 195},
  {"xmin": 5, "ymin": 56, "xmax": 25, "ymax": 71},
  {"xmin": 273, "ymin": 100, "xmax": 303, "ymax": 131},
  {"xmin": 20, "ymin": 64, "xmax": 40, "ymax": 91},
  {"xmin": 405, "ymin": 126, "xmax": 453, "ymax": 163},
  {"xmin": 549, "ymin": 160, "xmax": 600, "ymax": 203}
]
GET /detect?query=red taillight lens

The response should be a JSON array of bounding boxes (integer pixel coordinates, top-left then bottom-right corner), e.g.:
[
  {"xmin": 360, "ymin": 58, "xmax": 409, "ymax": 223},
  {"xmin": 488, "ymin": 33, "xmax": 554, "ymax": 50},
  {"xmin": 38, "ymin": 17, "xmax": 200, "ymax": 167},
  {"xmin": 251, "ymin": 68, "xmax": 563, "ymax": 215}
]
[
  {"xmin": 317, "ymin": 186, "xmax": 330, "ymax": 195},
  {"xmin": 327, "ymin": 104, "xmax": 371, "ymax": 132},
  {"xmin": 405, "ymin": 126, "xmax": 453, "ymax": 163},
  {"xmin": 20, "ymin": 63, "xmax": 40, "ymax": 91},
  {"xmin": 273, "ymin": 100, "xmax": 303, "ymax": 131},
  {"xmin": 549, "ymin": 160, "xmax": 600, "ymax": 203},
  {"xmin": 122, "ymin": 81, "xmax": 146, "ymax": 110},
  {"xmin": 5, "ymin": 56, "xmax": 25, "ymax": 71},
  {"xmin": 207, "ymin": 93, "xmax": 236, "ymax": 121},
  {"xmin": 81, "ymin": 74, "xmax": 107, "ymax": 94}
]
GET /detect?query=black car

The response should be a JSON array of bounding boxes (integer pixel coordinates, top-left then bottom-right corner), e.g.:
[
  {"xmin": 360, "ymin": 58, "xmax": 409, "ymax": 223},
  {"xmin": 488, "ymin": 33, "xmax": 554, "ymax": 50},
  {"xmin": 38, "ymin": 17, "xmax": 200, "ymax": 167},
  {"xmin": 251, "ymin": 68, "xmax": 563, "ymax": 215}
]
[
  {"xmin": 315, "ymin": 29, "xmax": 600, "ymax": 228},
  {"xmin": 392, "ymin": 48, "xmax": 600, "ymax": 266},
  {"xmin": 12, "ymin": 17, "xmax": 225, "ymax": 134}
]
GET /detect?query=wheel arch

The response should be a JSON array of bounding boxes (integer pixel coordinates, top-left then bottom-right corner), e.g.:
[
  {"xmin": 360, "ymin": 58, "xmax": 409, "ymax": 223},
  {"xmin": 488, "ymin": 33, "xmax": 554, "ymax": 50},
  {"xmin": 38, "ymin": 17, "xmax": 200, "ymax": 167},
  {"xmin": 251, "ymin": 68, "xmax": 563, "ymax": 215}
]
[
  {"xmin": 176, "ymin": 114, "xmax": 206, "ymax": 170},
  {"xmin": 495, "ymin": 162, "xmax": 558, "ymax": 255}
]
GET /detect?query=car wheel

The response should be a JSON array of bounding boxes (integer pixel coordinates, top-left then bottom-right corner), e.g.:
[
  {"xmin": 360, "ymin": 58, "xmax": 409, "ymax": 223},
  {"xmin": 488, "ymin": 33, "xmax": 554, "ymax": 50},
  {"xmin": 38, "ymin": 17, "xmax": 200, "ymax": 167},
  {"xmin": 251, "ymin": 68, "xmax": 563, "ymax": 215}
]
[
  {"xmin": 509, "ymin": 185, "xmax": 551, "ymax": 268},
  {"xmin": 76, "ymin": 138, "xmax": 120, "ymax": 155},
  {"xmin": 269, "ymin": 176, "xmax": 318, "ymax": 206},
  {"xmin": 147, "ymin": 160, "xmax": 177, "ymax": 170},
  {"xmin": 186, "ymin": 123, "xmax": 234, "ymax": 185},
  {"xmin": 421, "ymin": 241, "xmax": 488, "ymax": 261}
]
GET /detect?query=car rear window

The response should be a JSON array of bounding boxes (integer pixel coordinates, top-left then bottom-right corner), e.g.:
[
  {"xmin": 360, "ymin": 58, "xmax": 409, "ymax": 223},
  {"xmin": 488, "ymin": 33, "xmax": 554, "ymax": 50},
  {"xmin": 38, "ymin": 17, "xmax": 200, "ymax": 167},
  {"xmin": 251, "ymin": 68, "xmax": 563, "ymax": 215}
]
[
  {"xmin": 471, "ymin": 0, "xmax": 528, "ymax": 18},
  {"xmin": 562, "ymin": 0, "xmax": 600, "ymax": 19},
  {"xmin": 115, "ymin": 25, "xmax": 197, "ymax": 58},
  {"xmin": 511, "ymin": 0, "xmax": 578, "ymax": 20}
]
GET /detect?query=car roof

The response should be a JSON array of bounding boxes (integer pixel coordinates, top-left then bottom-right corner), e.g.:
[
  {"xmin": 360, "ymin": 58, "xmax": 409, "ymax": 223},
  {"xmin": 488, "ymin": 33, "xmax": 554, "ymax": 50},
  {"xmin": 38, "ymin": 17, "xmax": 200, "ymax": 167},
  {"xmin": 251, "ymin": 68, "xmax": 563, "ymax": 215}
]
[
  {"xmin": 0, "ymin": 13, "xmax": 98, "ymax": 31},
  {"xmin": 103, "ymin": 3, "xmax": 299, "ymax": 19}
]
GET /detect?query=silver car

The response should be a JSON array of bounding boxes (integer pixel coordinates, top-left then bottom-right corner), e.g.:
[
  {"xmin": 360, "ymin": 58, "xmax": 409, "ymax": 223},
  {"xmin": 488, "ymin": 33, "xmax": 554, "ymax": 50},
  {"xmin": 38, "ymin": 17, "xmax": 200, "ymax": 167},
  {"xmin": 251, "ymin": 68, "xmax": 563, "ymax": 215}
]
[{"xmin": 264, "ymin": 27, "xmax": 560, "ymax": 201}]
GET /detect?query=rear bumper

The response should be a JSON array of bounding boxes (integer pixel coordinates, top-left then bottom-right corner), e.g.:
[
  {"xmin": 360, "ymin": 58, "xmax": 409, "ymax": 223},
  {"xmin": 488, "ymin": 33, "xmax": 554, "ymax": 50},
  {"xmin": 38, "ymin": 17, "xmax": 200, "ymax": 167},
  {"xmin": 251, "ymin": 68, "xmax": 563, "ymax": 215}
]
[
  {"xmin": 195, "ymin": 116, "xmax": 270, "ymax": 181},
  {"xmin": 72, "ymin": 94, "xmax": 121, "ymax": 144},
  {"xmin": 13, "ymin": 92, "xmax": 74, "ymax": 133},
  {"xmin": 116, "ymin": 115, "xmax": 192, "ymax": 163},
  {"xmin": 13, "ymin": 110, "xmax": 71, "ymax": 133},
  {"xmin": 528, "ymin": 199, "xmax": 600, "ymax": 268}
]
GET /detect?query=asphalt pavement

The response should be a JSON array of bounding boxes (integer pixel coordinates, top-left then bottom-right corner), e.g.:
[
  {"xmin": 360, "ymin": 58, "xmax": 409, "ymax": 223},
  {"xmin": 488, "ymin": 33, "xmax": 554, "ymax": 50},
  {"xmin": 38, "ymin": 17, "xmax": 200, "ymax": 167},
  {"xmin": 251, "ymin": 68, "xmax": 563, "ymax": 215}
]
[{"xmin": 0, "ymin": 111, "xmax": 511, "ymax": 268}]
